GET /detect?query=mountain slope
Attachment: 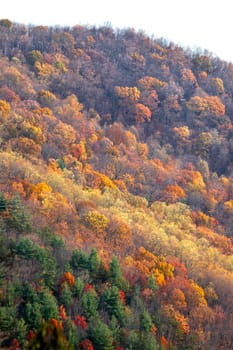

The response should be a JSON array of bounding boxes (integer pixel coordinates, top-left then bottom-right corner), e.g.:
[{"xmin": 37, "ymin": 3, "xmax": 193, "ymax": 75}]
[{"xmin": 0, "ymin": 19, "xmax": 233, "ymax": 349}]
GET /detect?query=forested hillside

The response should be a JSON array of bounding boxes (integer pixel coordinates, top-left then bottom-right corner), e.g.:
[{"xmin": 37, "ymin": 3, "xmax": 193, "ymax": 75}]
[{"xmin": 0, "ymin": 19, "xmax": 233, "ymax": 349}]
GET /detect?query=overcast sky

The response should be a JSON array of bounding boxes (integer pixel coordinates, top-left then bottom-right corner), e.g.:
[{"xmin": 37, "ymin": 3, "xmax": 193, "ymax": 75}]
[{"xmin": 2, "ymin": 0, "xmax": 233, "ymax": 63}]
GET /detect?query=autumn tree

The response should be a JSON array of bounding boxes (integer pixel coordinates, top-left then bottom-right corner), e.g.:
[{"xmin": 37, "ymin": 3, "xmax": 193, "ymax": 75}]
[
  {"xmin": 37, "ymin": 90, "xmax": 56, "ymax": 107},
  {"xmin": 137, "ymin": 76, "xmax": 168, "ymax": 91},
  {"xmin": 114, "ymin": 86, "xmax": 140, "ymax": 122},
  {"xmin": 180, "ymin": 68, "xmax": 197, "ymax": 96},
  {"xmin": 0, "ymin": 19, "xmax": 13, "ymax": 28},
  {"xmin": 28, "ymin": 320, "xmax": 72, "ymax": 350},
  {"xmin": 27, "ymin": 50, "xmax": 44, "ymax": 67},
  {"xmin": 82, "ymin": 210, "xmax": 109, "ymax": 234},
  {"xmin": 186, "ymin": 95, "xmax": 225, "ymax": 116},
  {"xmin": 162, "ymin": 184, "xmax": 186, "ymax": 203},
  {"xmin": 134, "ymin": 103, "xmax": 152, "ymax": 124},
  {"xmin": 0, "ymin": 99, "xmax": 11, "ymax": 121},
  {"xmin": 0, "ymin": 66, "xmax": 35, "ymax": 99}
]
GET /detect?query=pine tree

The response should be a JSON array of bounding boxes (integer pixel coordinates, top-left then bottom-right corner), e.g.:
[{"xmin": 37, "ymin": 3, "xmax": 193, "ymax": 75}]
[
  {"xmin": 88, "ymin": 318, "xmax": 114, "ymax": 350},
  {"xmin": 59, "ymin": 282, "xmax": 72, "ymax": 310},
  {"xmin": 25, "ymin": 301, "xmax": 42, "ymax": 330},
  {"xmin": 38, "ymin": 288, "xmax": 58, "ymax": 320},
  {"xmin": 140, "ymin": 310, "xmax": 153, "ymax": 333},
  {"xmin": 70, "ymin": 249, "xmax": 89, "ymax": 270},
  {"xmin": 102, "ymin": 286, "xmax": 126, "ymax": 325},
  {"xmin": 7, "ymin": 194, "xmax": 32, "ymax": 233},
  {"xmin": 108, "ymin": 257, "xmax": 127, "ymax": 290},
  {"xmin": 0, "ymin": 191, "xmax": 7, "ymax": 211},
  {"xmin": 88, "ymin": 248, "xmax": 101, "ymax": 280},
  {"xmin": 15, "ymin": 238, "xmax": 35, "ymax": 260},
  {"xmin": 82, "ymin": 289, "xmax": 99, "ymax": 320}
]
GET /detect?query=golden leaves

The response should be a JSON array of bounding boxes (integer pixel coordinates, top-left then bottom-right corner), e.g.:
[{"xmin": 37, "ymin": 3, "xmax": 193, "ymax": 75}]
[
  {"xmin": 186, "ymin": 95, "xmax": 225, "ymax": 116},
  {"xmin": 114, "ymin": 86, "xmax": 140, "ymax": 102}
]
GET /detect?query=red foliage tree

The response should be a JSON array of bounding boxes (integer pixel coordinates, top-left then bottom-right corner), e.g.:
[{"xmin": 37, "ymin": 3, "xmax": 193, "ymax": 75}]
[
  {"xmin": 78, "ymin": 339, "xmax": 94, "ymax": 350},
  {"xmin": 74, "ymin": 314, "xmax": 88, "ymax": 330}
]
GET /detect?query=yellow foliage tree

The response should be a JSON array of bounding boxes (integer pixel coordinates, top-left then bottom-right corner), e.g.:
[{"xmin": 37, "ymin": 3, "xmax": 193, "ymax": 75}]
[
  {"xmin": 38, "ymin": 89, "xmax": 57, "ymax": 107},
  {"xmin": 0, "ymin": 99, "xmax": 10, "ymax": 121},
  {"xmin": 114, "ymin": 86, "xmax": 140, "ymax": 102},
  {"xmin": 185, "ymin": 280, "xmax": 207, "ymax": 308},
  {"xmin": 137, "ymin": 76, "xmax": 168, "ymax": 90},
  {"xmin": 210, "ymin": 77, "xmax": 225, "ymax": 95},
  {"xmin": 186, "ymin": 95, "xmax": 225, "ymax": 116},
  {"xmin": 30, "ymin": 182, "xmax": 52, "ymax": 200},
  {"xmin": 82, "ymin": 210, "xmax": 109, "ymax": 233},
  {"xmin": 173, "ymin": 126, "xmax": 190, "ymax": 140}
]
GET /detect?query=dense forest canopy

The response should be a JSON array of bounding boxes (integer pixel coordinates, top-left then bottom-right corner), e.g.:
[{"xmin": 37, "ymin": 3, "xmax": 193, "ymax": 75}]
[{"xmin": 0, "ymin": 19, "xmax": 233, "ymax": 349}]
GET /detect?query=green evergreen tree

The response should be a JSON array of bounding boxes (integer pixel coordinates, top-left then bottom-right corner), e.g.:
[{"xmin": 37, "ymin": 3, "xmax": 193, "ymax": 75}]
[
  {"xmin": 70, "ymin": 249, "xmax": 89, "ymax": 270},
  {"xmin": 147, "ymin": 275, "xmax": 159, "ymax": 292},
  {"xmin": 63, "ymin": 318, "xmax": 79, "ymax": 349},
  {"xmin": 88, "ymin": 317, "xmax": 114, "ymax": 350},
  {"xmin": 140, "ymin": 333, "xmax": 159, "ymax": 350},
  {"xmin": 25, "ymin": 301, "xmax": 42, "ymax": 330},
  {"xmin": 140, "ymin": 309, "xmax": 153, "ymax": 333},
  {"xmin": 130, "ymin": 286, "xmax": 144, "ymax": 313},
  {"xmin": 73, "ymin": 277, "xmax": 84, "ymax": 299},
  {"xmin": 109, "ymin": 316, "xmax": 121, "ymax": 346},
  {"xmin": 39, "ymin": 226, "xmax": 54, "ymax": 244},
  {"xmin": 7, "ymin": 194, "xmax": 32, "ymax": 233},
  {"xmin": 102, "ymin": 286, "xmax": 126, "ymax": 326},
  {"xmin": 35, "ymin": 247, "xmax": 57, "ymax": 288},
  {"xmin": 6, "ymin": 281, "xmax": 21, "ymax": 307},
  {"xmin": 38, "ymin": 288, "xmax": 58, "ymax": 320},
  {"xmin": 0, "ymin": 191, "xmax": 7, "ymax": 211},
  {"xmin": 59, "ymin": 282, "xmax": 72, "ymax": 309},
  {"xmin": 126, "ymin": 330, "xmax": 140, "ymax": 350},
  {"xmin": 88, "ymin": 248, "xmax": 101, "ymax": 279},
  {"xmin": 21, "ymin": 282, "xmax": 38, "ymax": 303},
  {"xmin": 57, "ymin": 158, "xmax": 66, "ymax": 170},
  {"xmin": 15, "ymin": 238, "xmax": 35, "ymax": 260},
  {"xmin": 14, "ymin": 318, "xmax": 28, "ymax": 347},
  {"xmin": 108, "ymin": 256, "xmax": 127, "ymax": 290},
  {"xmin": 50, "ymin": 235, "xmax": 66, "ymax": 263},
  {"xmin": 0, "ymin": 305, "xmax": 16, "ymax": 334},
  {"xmin": 82, "ymin": 289, "xmax": 99, "ymax": 320},
  {"xmin": 0, "ymin": 233, "xmax": 14, "ymax": 288}
]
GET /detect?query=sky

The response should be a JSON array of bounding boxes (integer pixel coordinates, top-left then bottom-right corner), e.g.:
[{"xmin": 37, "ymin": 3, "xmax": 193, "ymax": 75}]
[{"xmin": 1, "ymin": 0, "xmax": 233, "ymax": 63}]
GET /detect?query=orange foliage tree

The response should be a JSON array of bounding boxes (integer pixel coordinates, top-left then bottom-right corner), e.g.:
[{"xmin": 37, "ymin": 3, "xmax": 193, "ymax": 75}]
[
  {"xmin": 134, "ymin": 103, "xmax": 152, "ymax": 123},
  {"xmin": 125, "ymin": 246, "xmax": 174, "ymax": 287},
  {"xmin": 186, "ymin": 95, "xmax": 225, "ymax": 116},
  {"xmin": 60, "ymin": 271, "xmax": 75, "ymax": 287},
  {"xmin": 162, "ymin": 184, "xmax": 186, "ymax": 203}
]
